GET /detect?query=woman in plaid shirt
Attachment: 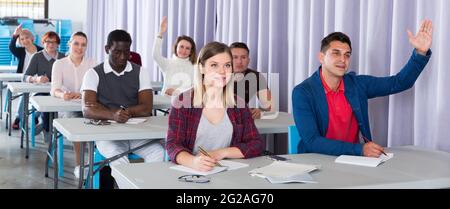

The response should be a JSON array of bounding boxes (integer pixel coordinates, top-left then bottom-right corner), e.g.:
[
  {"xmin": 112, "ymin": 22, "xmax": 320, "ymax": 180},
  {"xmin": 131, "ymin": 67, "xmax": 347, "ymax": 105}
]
[{"xmin": 166, "ymin": 42, "xmax": 263, "ymax": 172}]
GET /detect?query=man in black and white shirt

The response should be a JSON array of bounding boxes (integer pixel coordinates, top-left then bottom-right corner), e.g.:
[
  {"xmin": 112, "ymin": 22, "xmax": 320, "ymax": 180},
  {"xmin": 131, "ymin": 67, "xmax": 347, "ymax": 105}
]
[{"xmin": 81, "ymin": 30, "xmax": 164, "ymax": 166}]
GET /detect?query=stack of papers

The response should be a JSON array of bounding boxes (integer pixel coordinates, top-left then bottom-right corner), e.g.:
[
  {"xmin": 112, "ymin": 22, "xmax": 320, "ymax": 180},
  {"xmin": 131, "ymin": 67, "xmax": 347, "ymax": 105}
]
[
  {"xmin": 108, "ymin": 118, "xmax": 147, "ymax": 125},
  {"xmin": 335, "ymin": 153, "xmax": 394, "ymax": 167},
  {"xmin": 170, "ymin": 160, "xmax": 249, "ymax": 176},
  {"xmin": 248, "ymin": 161, "xmax": 320, "ymax": 184}
]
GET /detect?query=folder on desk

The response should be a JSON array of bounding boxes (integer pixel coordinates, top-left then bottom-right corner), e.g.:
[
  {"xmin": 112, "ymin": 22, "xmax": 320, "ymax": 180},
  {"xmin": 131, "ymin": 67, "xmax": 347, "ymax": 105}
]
[
  {"xmin": 335, "ymin": 153, "xmax": 394, "ymax": 167},
  {"xmin": 248, "ymin": 161, "xmax": 320, "ymax": 184},
  {"xmin": 170, "ymin": 160, "xmax": 249, "ymax": 176}
]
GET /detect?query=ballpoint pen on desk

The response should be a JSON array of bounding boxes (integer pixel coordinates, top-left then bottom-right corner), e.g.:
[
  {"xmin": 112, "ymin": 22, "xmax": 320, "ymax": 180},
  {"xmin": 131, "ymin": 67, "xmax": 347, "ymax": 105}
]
[
  {"xmin": 198, "ymin": 146, "xmax": 224, "ymax": 167},
  {"xmin": 361, "ymin": 135, "xmax": 387, "ymax": 156}
]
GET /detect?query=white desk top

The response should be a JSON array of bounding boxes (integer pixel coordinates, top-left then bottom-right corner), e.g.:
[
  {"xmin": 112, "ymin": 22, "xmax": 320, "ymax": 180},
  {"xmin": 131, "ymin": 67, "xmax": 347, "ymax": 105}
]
[
  {"xmin": 30, "ymin": 96, "xmax": 82, "ymax": 112},
  {"xmin": 53, "ymin": 116, "xmax": 169, "ymax": 142},
  {"xmin": 7, "ymin": 82, "xmax": 51, "ymax": 94},
  {"xmin": 0, "ymin": 66, "xmax": 16, "ymax": 73},
  {"xmin": 54, "ymin": 112, "xmax": 294, "ymax": 142},
  {"xmin": 111, "ymin": 146, "xmax": 450, "ymax": 189},
  {"xmin": 29, "ymin": 95, "xmax": 171, "ymax": 113},
  {"xmin": 0, "ymin": 73, "xmax": 23, "ymax": 81},
  {"xmin": 153, "ymin": 95, "xmax": 171, "ymax": 110}
]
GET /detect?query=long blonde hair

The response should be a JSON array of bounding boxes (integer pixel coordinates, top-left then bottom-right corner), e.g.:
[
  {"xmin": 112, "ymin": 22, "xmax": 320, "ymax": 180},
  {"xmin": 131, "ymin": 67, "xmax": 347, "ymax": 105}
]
[{"xmin": 193, "ymin": 42, "xmax": 235, "ymax": 108}]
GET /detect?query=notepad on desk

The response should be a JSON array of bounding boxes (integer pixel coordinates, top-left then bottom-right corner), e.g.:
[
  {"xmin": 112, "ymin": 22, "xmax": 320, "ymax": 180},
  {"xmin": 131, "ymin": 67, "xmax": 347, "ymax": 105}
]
[
  {"xmin": 248, "ymin": 161, "xmax": 320, "ymax": 184},
  {"xmin": 108, "ymin": 118, "xmax": 147, "ymax": 125},
  {"xmin": 170, "ymin": 160, "xmax": 249, "ymax": 176},
  {"xmin": 335, "ymin": 153, "xmax": 394, "ymax": 167}
]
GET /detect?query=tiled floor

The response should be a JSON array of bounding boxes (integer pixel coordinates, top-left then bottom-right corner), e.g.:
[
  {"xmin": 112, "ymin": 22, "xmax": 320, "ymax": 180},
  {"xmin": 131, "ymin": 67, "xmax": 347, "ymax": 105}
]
[{"xmin": 0, "ymin": 89, "xmax": 77, "ymax": 189}]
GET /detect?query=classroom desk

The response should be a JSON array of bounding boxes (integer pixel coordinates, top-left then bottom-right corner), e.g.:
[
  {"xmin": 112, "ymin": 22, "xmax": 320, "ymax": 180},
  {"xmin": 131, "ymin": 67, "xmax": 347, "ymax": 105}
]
[
  {"xmin": 30, "ymin": 95, "xmax": 172, "ymax": 178},
  {"xmin": 30, "ymin": 94, "xmax": 171, "ymax": 112},
  {"xmin": 52, "ymin": 116, "xmax": 168, "ymax": 189},
  {"xmin": 0, "ymin": 65, "xmax": 16, "ymax": 73},
  {"xmin": 0, "ymin": 73, "xmax": 23, "ymax": 119},
  {"xmin": 30, "ymin": 96, "xmax": 82, "ymax": 177},
  {"xmin": 111, "ymin": 146, "xmax": 450, "ymax": 189},
  {"xmin": 6, "ymin": 82, "xmax": 51, "ymax": 159},
  {"xmin": 52, "ymin": 112, "xmax": 294, "ymax": 189}
]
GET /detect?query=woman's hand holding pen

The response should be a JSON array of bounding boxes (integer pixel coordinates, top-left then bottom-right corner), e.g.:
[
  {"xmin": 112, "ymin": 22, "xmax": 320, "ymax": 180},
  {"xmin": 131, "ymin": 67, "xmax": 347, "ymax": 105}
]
[
  {"xmin": 206, "ymin": 149, "xmax": 227, "ymax": 161},
  {"xmin": 192, "ymin": 154, "xmax": 217, "ymax": 172}
]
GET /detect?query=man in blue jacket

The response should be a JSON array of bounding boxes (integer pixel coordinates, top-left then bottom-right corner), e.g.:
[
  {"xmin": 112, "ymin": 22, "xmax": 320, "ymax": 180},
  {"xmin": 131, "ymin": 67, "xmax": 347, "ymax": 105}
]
[{"xmin": 292, "ymin": 19, "xmax": 433, "ymax": 157}]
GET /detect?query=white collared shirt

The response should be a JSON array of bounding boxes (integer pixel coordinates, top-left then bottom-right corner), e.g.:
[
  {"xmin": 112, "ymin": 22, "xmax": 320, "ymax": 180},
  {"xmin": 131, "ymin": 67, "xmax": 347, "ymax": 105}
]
[
  {"xmin": 51, "ymin": 56, "xmax": 97, "ymax": 96},
  {"xmin": 42, "ymin": 49, "xmax": 59, "ymax": 61},
  {"xmin": 80, "ymin": 59, "xmax": 152, "ymax": 93}
]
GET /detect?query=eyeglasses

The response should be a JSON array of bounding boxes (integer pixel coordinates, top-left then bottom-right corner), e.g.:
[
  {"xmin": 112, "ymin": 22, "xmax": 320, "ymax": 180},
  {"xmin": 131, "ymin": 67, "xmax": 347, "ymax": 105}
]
[
  {"xmin": 44, "ymin": 40, "xmax": 58, "ymax": 45},
  {"xmin": 84, "ymin": 119, "xmax": 111, "ymax": 126},
  {"xmin": 178, "ymin": 175, "xmax": 210, "ymax": 183}
]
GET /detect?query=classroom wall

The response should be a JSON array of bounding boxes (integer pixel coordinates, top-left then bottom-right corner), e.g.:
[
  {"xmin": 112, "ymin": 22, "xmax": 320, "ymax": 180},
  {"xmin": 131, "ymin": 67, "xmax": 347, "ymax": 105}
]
[{"xmin": 48, "ymin": 0, "xmax": 87, "ymax": 32}]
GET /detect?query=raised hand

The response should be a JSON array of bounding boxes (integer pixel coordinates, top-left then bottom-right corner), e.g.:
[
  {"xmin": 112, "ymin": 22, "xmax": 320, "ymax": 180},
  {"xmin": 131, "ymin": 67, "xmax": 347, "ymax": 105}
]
[
  {"xmin": 159, "ymin": 16, "xmax": 168, "ymax": 35},
  {"xmin": 13, "ymin": 24, "xmax": 23, "ymax": 37},
  {"xmin": 407, "ymin": 19, "xmax": 433, "ymax": 55}
]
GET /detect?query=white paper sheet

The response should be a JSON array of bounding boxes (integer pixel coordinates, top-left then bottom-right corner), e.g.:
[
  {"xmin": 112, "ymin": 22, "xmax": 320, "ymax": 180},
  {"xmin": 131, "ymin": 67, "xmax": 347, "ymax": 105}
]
[
  {"xmin": 170, "ymin": 160, "xmax": 249, "ymax": 176},
  {"xmin": 335, "ymin": 153, "xmax": 394, "ymax": 167}
]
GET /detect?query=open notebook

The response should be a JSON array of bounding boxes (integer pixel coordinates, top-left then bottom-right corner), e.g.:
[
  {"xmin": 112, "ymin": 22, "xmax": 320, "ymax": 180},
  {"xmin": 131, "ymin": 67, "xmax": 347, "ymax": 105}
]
[
  {"xmin": 170, "ymin": 160, "xmax": 249, "ymax": 176},
  {"xmin": 249, "ymin": 161, "xmax": 320, "ymax": 184},
  {"xmin": 335, "ymin": 153, "xmax": 394, "ymax": 167}
]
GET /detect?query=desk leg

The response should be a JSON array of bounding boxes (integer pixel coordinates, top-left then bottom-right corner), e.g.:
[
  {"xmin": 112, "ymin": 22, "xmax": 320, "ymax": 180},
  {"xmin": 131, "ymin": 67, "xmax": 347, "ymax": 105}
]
[
  {"xmin": 88, "ymin": 141, "xmax": 94, "ymax": 189},
  {"xmin": 1, "ymin": 80, "xmax": 3, "ymax": 120},
  {"xmin": 31, "ymin": 109, "xmax": 35, "ymax": 147},
  {"xmin": 7, "ymin": 89, "xmax": 12, "ymax": 134},
  {"xmin": 24, "ymin": 93, "xmax": 29, "ymax": 159},
  {"xmin": 78, "ymin": 142, "xmax": 85, "ymax": 189},
  {"xmin": 45, "ymin": 128, "xmax": 54, "ymax": 178},
  {"xmin": 53, "ymin": 127, "xmax": 58, "ymax": 189}
]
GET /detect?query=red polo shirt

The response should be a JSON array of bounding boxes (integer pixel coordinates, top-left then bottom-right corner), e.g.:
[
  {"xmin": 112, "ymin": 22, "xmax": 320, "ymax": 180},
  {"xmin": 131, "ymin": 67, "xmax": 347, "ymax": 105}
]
[{"xmin": 320, "ymin": 69, "xmax": 359, "ymax": 143}]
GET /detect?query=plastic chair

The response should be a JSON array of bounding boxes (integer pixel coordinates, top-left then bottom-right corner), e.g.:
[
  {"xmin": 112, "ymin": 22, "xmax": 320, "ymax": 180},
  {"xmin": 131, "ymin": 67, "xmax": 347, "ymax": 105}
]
[
  {"xmin": 45, "ymin": 130, "xmax": 64, "ymax": 177},
  {"xmin": 288, "ymin": 125, "xmax": 301, "ymax": 154},
  {"xmin": 0, "ymin": 25, "xmax": 12, "ymax": 65},
  {"xmin": 56, "ymin": 20, "xmax": 72, "ymax": 37},
  {"xmin": 0, "ymin": 25, "xmax": 10, "ymax": 37},
  {"xmin": 129, "ymin": 51, "xmax": 142, "ymax": 66},
  {"xmin": 17, "ymin": 19, "xmax": 35, "ymax": 33},
  {"xmin": 56, "ymin": 20, "xmax": 72, "ymax": 54},
  {"xmin": 92, "ymin": 147, "xmax": 142, "ymax": 189}
]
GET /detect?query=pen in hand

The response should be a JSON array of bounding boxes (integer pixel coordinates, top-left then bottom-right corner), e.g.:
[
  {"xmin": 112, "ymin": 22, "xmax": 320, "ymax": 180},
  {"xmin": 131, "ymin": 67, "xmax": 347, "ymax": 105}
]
[
  {"xmin": 198, "ymin": 146, "xmax": 223, "ymax": 167},
  {"xmin": 361, "ymin": 135, "xmax": 387, "ymax": 156}
]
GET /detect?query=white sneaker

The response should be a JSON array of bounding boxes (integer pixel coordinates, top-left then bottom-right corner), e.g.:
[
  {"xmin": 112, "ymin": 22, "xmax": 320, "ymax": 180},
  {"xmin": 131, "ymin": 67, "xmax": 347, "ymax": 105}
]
[{"xmin": 73, "ymin": 165, "xmax": 89, "ymax": 179}]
